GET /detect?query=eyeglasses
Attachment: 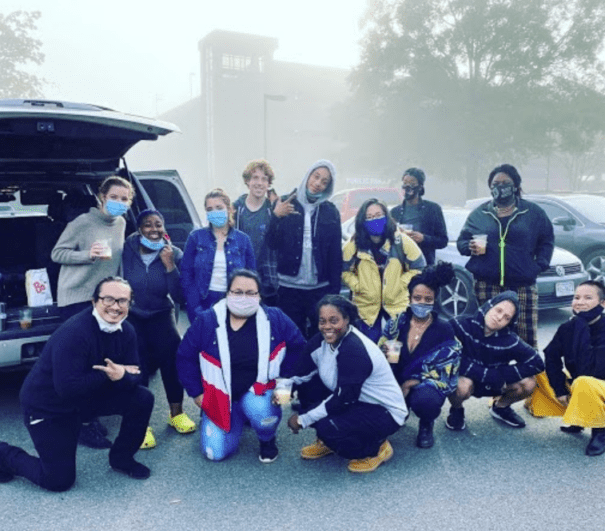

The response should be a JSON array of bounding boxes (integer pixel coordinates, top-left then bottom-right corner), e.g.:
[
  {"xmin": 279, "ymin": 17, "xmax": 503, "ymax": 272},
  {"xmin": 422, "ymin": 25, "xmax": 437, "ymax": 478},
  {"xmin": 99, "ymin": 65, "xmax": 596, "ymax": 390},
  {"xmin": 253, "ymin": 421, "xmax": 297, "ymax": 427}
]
[
  {"xmin": 98, "ymin": 296, "xmax": 131, "ymax": 308},
  {"xmin": 228, "ymin": 290, "xmax": 260, "ymax": 297}
]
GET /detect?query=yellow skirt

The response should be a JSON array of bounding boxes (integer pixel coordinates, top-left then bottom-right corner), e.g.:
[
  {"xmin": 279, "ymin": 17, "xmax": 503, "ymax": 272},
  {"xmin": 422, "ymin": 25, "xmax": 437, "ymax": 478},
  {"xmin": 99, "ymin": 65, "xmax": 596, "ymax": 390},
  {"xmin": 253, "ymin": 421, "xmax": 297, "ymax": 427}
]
[{"xmin": 563, "ymin": 376, "xmax": 605, "ymax": 428}]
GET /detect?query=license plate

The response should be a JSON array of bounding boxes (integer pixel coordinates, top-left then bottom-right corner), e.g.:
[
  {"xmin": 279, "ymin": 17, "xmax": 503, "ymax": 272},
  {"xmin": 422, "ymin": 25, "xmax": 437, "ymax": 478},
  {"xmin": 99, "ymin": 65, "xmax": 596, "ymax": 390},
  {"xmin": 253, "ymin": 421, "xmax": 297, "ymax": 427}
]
[{"xmin": 555, "ymin": 280, "xmax": 575, "ymax": 297}]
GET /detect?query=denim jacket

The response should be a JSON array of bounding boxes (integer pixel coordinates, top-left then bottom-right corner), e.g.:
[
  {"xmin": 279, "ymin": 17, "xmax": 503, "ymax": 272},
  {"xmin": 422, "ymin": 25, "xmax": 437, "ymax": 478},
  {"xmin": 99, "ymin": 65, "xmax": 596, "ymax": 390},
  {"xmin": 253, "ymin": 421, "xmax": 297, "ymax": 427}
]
[{"xmin": 180, "ymin": 227, "xmax": 256, "ymax": 319}]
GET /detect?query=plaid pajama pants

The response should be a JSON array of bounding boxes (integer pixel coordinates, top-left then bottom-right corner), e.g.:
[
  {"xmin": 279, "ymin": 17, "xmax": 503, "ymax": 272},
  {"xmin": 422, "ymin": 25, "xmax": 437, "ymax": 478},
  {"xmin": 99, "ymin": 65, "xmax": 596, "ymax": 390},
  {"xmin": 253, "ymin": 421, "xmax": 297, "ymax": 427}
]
[{"xmin": 474, "ymin": 280, "xmax": 538, "ymax": 349}]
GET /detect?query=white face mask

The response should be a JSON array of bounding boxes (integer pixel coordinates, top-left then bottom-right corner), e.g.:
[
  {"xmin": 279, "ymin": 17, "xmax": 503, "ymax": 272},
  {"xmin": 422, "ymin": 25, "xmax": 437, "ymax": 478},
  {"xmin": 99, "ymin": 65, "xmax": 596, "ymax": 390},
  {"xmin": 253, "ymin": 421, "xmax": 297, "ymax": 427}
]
[{"xmin": 226, "ymin": 294, "xmax": 260, "ymax": 317}]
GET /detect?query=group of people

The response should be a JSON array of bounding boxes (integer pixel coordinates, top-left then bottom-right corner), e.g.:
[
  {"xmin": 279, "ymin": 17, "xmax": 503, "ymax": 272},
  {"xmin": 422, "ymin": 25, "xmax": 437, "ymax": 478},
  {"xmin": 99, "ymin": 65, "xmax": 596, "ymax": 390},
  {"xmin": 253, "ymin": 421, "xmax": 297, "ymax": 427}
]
[{"xmin": 1, "ymin": 159, "xmax": 605, "ymax": 493}]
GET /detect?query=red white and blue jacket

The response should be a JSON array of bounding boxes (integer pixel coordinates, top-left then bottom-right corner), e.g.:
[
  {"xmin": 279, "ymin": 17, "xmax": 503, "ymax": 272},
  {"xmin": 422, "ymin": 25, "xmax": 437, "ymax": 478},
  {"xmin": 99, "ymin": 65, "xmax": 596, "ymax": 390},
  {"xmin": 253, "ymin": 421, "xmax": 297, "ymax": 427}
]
[{"xmin": 177, "ymin": 299, "xmax": 305, "ymax": 432}]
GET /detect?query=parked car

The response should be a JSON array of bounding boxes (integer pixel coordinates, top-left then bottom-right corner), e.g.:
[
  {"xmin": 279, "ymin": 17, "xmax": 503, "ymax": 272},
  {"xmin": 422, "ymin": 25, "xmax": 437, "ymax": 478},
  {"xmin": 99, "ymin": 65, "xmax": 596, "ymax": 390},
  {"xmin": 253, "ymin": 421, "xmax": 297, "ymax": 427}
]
[
  {"xmin": 341, "ymin": 207, "xmax": 589, "ymax": 318},
  {"xmin": 0, "ymin": 99, "xmax": 201, "ymax": 369},
  {"xmin": 331, "ymin": 187, "xmax": 403, "ymax": 222},
  {"xmin": 465, "ymin": 194, "xmax": 605, "ymax": 281}
]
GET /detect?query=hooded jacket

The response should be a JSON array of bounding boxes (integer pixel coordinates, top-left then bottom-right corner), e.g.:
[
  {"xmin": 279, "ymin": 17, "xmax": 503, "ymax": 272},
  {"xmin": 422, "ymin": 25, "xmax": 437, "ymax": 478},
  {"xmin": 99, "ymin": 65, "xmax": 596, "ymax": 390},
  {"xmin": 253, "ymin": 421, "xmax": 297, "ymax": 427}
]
[
  {"xmin": 457, "ymin": 198, "xmax": 554, "ymax": 287},
  {"xmin": 451, "ymin": 292, "xmax": 544, "ymax": 392},
  {"xmin": 121, "ymin": 232, "xmax": 184, "ymax": 319},
  {"xmin": 266, "ymin": 160, "xmax": 342, "ymax": 293}
]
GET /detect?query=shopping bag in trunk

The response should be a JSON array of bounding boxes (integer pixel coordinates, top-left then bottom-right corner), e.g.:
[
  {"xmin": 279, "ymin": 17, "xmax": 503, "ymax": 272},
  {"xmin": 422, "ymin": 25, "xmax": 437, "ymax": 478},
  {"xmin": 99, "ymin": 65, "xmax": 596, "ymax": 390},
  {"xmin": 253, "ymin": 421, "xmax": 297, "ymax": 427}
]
[{"xmin": 25, "ymin": 268, "xmax": 54, "ymax": 307}]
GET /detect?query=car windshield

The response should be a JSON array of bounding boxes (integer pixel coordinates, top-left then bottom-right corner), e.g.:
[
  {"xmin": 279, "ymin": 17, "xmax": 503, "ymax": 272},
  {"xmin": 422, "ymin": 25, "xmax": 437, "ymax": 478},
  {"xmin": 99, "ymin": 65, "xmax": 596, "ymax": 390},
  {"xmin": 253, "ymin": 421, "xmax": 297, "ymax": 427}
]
[
  {"xmin": 443, "ymin": 209, "xmax": 469, "ymax": 241},
  {"xmin": 559, "ymin": 195, "xmax": 605, "ymax": 225}
]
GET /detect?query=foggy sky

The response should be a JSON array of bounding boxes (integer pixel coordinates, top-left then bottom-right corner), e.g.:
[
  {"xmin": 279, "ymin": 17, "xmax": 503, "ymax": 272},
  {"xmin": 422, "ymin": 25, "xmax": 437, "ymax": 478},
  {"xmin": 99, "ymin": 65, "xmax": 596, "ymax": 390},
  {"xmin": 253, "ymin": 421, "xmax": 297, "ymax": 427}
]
[{"xmin": 4, "ymin": 0, "xmax": 368, "ymax": 117}]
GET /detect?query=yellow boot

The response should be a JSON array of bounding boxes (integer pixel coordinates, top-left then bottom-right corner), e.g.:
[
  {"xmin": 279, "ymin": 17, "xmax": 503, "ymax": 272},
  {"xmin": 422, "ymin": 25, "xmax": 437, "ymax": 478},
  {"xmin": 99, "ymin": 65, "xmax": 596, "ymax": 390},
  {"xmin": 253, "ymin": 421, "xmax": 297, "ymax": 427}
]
[{"xmin": 347, "ymin": 440, "xmax": 393, "ymax": 473}]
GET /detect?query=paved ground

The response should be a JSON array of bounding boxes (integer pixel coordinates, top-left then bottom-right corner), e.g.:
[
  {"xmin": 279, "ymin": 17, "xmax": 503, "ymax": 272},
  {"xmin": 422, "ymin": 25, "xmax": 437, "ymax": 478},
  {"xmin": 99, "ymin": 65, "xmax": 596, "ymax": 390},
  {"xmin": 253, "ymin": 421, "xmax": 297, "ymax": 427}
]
[{"xmin": 1, "ymin": 307, "xmax": 604, "ymax": 531}]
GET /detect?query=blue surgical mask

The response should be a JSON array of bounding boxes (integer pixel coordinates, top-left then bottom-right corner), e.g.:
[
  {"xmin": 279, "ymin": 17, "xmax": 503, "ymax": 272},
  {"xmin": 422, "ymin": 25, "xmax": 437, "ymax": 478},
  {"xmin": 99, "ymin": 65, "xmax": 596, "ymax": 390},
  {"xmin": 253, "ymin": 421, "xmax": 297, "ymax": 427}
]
[
  {"xmin": 140, "ymin": 235, "xmax": 165, "ymax": 251},
  {"xmin": 364, "ymin": 217, "xmax": 387, "ymax": 236},
  {"xmin": 410, "ymin": 303, "xmax": 433, "ymax": 319},
  {"xmin": 105, "ymin": 200, "xmax": 129, "ymax": 217},
  {"xmin": 207, "ymin": 210, "xmax": 228, "ymax": 228}
]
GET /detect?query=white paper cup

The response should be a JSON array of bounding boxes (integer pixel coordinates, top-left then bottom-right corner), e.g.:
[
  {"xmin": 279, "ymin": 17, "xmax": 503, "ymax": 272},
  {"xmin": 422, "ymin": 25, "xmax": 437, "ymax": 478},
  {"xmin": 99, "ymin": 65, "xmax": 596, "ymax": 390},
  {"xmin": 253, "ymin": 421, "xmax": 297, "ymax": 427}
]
[
  {"xmin": 274, "ymin": 380, "xmax": 293, "ymax": 406},
  {"xmin": 96, "ymin": 238, "xmax": 112, "ymax": 260},
  {"xmin": 384, "ymin": 340, "xmax": 403, "ymax": 364}
]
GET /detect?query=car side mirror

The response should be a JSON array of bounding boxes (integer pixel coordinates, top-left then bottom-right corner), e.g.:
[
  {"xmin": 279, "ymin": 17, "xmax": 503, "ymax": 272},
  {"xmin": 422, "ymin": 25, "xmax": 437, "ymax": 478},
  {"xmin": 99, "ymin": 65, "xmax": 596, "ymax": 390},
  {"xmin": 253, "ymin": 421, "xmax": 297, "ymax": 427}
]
[{"xmin": 552, "ymin": 216, "xmax": 576, "ymax": 231}]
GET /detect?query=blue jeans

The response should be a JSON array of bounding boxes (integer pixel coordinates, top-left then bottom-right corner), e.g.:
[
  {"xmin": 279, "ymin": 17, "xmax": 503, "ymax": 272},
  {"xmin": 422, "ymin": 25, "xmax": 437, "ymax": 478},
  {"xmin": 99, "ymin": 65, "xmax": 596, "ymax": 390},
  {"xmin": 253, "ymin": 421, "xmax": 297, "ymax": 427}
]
[{"xmin": 200, "ymin": 390, "xmax": 281, "ymax": 461}]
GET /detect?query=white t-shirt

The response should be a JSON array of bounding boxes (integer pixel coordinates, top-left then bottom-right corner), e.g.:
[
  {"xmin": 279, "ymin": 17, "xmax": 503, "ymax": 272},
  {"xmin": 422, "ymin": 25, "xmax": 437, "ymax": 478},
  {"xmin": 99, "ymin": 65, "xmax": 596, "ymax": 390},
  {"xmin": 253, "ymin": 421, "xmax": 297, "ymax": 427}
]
[{"xmin": 208, "ymin": 249, "xmax": 227, "ymax": 292}]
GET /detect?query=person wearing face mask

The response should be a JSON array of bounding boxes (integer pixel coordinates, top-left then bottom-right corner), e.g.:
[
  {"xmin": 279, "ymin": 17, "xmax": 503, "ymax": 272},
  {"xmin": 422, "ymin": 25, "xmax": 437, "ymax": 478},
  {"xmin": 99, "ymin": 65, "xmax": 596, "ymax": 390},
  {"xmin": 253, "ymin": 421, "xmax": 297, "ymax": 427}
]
[
  {"xmin": 266, "ymin": 160, "xmax": 342, "ymax": 338},
  {"xmin": 379, "ymin": 262, "xmax": 460, "ymax": 449},
  {"xmin": 342, "ymin": 198, "xmax": 426, "ymax": 343},
  {"xmin": 0, "ymin": 277, "xmax": 154, "ymax": 490},
  {"xmin": 180, "ymin": 189, "xmax": 256, "ymax": 323},
  {"xmin": 122, "ymin": 210, "xmax": 196, "ymax": 449},
  {"xmin": 457, "ymin": 164, "xmax": 554, "ymax": 350},
  {"xmin": 446, "ymin": 291, "xmax": 544, "ymax": 432},
  {"xmin": 51, "ymin": 176, "xmax": 135, "ymax": 449},
  {"xmin": 390, "ymin": 167, "xmax": 448, "ymax": 266},
  {"xmin": 176, "ymin": 269, "xmax": 306, "ymax": 463},
  {"xmin": 537, "ymin": 281, "xmax": 605, "ymax": 456}
]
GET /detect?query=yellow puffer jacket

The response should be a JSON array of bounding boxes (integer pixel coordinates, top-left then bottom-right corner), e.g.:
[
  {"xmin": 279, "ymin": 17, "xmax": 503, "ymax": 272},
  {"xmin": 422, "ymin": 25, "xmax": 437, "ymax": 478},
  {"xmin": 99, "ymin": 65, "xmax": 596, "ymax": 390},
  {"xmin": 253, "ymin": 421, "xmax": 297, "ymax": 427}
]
[{"xmin": 342, "ymin": 231, "xmax": 426, "ymax": 327}]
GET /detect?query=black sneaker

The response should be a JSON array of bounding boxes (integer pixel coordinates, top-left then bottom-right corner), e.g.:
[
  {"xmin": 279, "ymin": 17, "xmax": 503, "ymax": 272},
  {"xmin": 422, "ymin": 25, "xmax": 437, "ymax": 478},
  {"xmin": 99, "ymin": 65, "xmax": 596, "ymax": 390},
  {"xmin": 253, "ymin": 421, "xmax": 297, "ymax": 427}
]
[
  {"xmin": 560, "ymin": 425, "xmax": 584, "ymax": 434},
  {"xmin": 489, "ymin": 404, "xmax": 526, "ymax": 428},
  {"xmin": 110, "ymin": 458, "xmax": 151, "ymax": 479},
  {"xmin": 259, "ymin": 437, "xmax": 279, "ymax": 463},
  {"xmin": 445, "ymin": 407, "xmax": 465, "ymax": 431},
  {"xmin": 416, "ymin": 420, "xmax": 435, "ymax": 449},
  {"xmin": 79, "ymin": 422, "xmax": 112, "ymax": 449},
  {"xmin": 0, "ymin": 442, "xmax": 15, "ymax": 483}
]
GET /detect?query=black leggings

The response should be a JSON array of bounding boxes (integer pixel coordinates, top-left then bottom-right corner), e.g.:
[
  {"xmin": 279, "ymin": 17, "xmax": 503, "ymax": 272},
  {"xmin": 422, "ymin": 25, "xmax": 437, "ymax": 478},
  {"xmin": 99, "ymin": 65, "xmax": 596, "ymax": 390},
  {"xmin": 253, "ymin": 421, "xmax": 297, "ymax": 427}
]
[
  {"xmin": 2, "ymin": 386, "xmax": 153, "ymax": 492},
  {"xmin": 127, "ymin": 311, "xmax": 184, "ymax": 404}
]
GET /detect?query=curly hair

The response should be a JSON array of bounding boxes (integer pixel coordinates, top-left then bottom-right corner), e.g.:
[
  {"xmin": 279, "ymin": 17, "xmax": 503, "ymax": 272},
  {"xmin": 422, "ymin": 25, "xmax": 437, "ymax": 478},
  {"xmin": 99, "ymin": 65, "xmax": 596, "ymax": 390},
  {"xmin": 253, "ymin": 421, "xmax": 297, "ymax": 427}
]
[
  {"xmin": 487, "ymin": 164, "xmax": 523, "ymax": 197},
  {"xmin": 408, "ymin": 261, "xmax": 455, "ymax": 296},
  {"xmin": 242, "ymin": 159, "xmax": 275, "ymax": 186}
]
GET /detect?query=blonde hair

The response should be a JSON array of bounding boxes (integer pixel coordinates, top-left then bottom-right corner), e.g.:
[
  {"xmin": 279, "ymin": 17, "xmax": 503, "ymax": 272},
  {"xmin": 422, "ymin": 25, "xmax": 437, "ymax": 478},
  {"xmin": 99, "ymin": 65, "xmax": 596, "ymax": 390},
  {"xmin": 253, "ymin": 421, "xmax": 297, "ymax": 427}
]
[
  {"xmin": 98, "ymin": 175, "xmax": 135, "ymax": 200},
  {"xmin": 204, "ymin": 188, "xmax": 234, "ymax": 227},
  {"xmin": 242, "ymin": 159, "xmax": 275, "ymax": 186}
]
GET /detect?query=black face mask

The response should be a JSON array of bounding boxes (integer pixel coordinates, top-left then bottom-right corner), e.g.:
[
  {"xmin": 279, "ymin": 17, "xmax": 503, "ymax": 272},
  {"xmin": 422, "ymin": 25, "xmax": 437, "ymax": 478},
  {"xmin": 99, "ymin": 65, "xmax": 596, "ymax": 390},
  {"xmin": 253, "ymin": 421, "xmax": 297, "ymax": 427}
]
[
  {"xmin": 403, "ymin": 185, "xmax": 419, "ymax": 200},
  {"xmin": 490, "ymin": 183, "xmax": 516, "ymax": 206},
  {"xmin": 574, "ymin": 304, "xmax": 604, "ymax": 322}
]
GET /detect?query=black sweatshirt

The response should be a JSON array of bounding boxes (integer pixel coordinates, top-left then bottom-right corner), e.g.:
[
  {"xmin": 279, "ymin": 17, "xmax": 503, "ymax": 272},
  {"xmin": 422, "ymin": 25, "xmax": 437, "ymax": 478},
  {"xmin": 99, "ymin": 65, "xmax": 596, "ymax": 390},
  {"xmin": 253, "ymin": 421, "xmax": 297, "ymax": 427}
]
[{"xmin": 19, "ymin": 309, "xmax": 140, "ymax": 416}]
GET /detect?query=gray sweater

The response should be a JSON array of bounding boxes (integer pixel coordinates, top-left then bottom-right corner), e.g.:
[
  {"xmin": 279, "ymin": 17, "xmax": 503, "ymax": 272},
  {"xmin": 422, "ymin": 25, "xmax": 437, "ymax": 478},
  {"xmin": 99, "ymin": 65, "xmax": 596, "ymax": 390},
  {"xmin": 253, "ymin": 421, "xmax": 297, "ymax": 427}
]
[{"xmin": 51, "ymin": 207, "xmax": 126, "ymax": 307}]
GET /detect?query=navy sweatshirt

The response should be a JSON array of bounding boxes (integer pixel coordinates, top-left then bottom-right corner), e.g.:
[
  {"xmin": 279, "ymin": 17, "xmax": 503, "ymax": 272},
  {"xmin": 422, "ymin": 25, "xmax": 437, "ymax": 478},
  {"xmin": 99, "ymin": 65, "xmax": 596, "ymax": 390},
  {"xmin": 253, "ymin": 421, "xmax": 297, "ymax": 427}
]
[{"xmin": 19, "ymin": 309, "xmax": 140, "ymax": 416}]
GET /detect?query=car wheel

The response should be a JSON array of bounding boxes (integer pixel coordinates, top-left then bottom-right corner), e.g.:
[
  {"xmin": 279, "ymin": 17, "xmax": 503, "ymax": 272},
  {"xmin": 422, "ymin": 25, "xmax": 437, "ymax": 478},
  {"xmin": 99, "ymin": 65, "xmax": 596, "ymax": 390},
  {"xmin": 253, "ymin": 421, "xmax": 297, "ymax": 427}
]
[
  {"xmin": 438, "ymin": 267, "xmax": 478, "ymax": 319},
  {"xmin": 583, "ymin": 249, "xmax": 605, "ymax": 282}
]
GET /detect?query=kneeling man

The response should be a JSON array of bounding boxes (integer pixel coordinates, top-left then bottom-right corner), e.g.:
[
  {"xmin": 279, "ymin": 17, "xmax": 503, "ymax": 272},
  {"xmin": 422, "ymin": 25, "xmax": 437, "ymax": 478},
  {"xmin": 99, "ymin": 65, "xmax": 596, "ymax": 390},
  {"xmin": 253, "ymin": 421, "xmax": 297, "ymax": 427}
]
[{"xmin": 0, "ymin": 277, "xmax": 153, "ymax": 491}]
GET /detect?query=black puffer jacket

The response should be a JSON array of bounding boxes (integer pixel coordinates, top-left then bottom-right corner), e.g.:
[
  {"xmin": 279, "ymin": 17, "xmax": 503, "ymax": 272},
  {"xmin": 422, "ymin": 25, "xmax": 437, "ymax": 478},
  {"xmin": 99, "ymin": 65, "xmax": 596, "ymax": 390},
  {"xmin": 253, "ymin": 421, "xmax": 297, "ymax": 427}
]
[{"xmin": 457, "ymin": 198, "xmax": 554, "ymax": 287}]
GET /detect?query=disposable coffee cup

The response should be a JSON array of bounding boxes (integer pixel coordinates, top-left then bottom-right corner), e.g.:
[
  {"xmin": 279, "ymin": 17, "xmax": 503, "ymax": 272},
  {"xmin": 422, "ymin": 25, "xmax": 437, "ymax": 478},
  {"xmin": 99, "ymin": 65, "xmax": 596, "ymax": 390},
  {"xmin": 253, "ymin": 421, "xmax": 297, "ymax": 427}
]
[
  {"xmin": 384, "ymin": 340, "xmax": 403, "ymax": 364},
  {"xmin": 399, "ymin": 224, "xmax": 413, "ymax": 232},
  {"xmin": 96, "ymin": 238, "xmax": 112, "ymax": 260},
  {"xmin": 472, "ymin": 234, "xmax": 487, "ymax": 253},
  {"xmin": 19, "ymin": 308, "xmax": 32, "ymax": 330},
  {"xmin": 274, "ymin": 379, "xmax": 293, "ymax": 406}
]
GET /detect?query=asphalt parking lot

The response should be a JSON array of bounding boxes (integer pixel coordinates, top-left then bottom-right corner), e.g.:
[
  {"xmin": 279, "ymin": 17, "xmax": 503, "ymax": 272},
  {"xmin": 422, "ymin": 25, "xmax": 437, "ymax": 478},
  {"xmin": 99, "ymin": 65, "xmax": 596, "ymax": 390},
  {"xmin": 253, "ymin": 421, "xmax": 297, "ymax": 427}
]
[{"xmin": 1, "ymin": 307, "xmax": 604, "ymax": 531}]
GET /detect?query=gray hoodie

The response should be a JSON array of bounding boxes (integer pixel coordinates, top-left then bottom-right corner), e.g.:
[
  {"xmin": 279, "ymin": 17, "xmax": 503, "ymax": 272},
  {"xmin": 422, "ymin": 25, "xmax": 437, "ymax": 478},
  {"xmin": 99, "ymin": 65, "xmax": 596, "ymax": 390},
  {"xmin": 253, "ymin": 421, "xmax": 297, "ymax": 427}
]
[{"xmin": 279, "ymin": 159, "xmax": 336, "ymax": 289}]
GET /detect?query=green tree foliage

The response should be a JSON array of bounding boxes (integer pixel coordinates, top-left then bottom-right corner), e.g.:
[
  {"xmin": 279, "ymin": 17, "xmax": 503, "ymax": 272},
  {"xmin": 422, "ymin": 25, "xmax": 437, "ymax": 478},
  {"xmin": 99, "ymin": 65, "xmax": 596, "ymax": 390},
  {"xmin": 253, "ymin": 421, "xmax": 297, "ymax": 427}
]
[
  {"xmin": 344, "ymin": 0, "xmax": 605, "ymax": 197},
  {"xmin": 0, "ymin": 11, "xmax": 44, "ymax": 98}
]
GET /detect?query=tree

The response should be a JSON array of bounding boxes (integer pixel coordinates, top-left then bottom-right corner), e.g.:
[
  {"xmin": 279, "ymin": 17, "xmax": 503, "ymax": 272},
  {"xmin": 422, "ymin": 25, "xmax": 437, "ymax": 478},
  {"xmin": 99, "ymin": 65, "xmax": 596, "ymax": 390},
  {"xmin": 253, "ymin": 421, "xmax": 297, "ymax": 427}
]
[
  {"xmin": 342, "ymin": 0, "xmax": 605, "ymax": 198},
  {"xmin": 0, "ymin": 11, "xmax": 44, "ymax": 98}
]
